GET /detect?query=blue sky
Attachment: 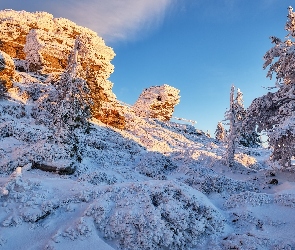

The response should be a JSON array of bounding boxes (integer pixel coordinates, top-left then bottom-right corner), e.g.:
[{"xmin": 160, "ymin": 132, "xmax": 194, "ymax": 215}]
[{"xmin": 0, "ymin": 0, "xmax": 291, "ymax": 134}]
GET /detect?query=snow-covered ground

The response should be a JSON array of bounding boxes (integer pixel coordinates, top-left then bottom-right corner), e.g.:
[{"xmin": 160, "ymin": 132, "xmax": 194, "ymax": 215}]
[{"xmin": 1, "ymin": 73, "xmax": 295, "ymax": 249}]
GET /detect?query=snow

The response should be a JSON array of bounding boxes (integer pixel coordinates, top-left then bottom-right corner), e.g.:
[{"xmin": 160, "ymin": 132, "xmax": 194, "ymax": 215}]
[
  {"xmin": 1, "ymin": 79, "xmax": 295, "ymax": 249},
  {"xmin": 1, "ymin": 9, "xmax": 295, "ymax": 250}
]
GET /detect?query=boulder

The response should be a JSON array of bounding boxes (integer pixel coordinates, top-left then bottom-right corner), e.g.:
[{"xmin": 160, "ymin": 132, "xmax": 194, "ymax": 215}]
[{"xmin": 133, "ymin": 84, "xmax": 180, "ymax": 121}]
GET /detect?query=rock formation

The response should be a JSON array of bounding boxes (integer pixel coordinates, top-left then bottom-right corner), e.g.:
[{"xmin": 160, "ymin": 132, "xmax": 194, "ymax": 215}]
[
  {"xmin": 0, "ymin": 9, "xmax": 125, "ymax": 128},
  {"xmin": 0, "ymin": 50, "xmax": 20, "ymax": 94},
  {"xmin": 133, "ymin": 84, "xmax": 180, "ymax": 121}
]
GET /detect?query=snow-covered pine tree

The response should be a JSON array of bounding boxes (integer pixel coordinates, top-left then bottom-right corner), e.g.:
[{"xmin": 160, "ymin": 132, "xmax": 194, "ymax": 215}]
[
  {"xmin": 225, "ymin": 85, "xmax": 237, "ymax": 167},
  {"xmin": 224, "ymin": 86, "xmax": 260, "ymax": 166},
  {"xmin": 234, "ymin": 88, "xmax": 245, "ymax": 121},
  {"xmin": 239, "ymin": 131, "xmax": 261, "ymax": 148},
  {"xmin": 32, "ymin": 84, "xmax": 58, "ymax": 126},
  {"xmin": 215, "ymin": 121, "xmax": 226, "ymax": 141},
  {"xmin": 52, "ymin": 37, "xmax": 92, "ymax": 163},
  {"xmin": 234, "ymin": 88, "xmax": 261, "ymax": 148},
  {"xmin": 0, "ymin": 82, "xmax": 4, "ymax": 99},
  {"xmin": 245, "ymin": 6, "xmax": 295, "ymax": 167},
  {"xmin": 23, "ymin": 29, "xmax": 44, "ymax": 72}
]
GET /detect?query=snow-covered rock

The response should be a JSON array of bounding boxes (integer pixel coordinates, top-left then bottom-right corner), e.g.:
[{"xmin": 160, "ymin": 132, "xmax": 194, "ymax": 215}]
[
  {"xmin": 133, "ymin": 84, "xmax": 180, "ymax": 121},
  {"xmin": 0, "ymin": 50, "xmax": 20, "ymax": 94},
  {"xmin": 0, "ymin": 9, "xmax": 125, "ymax": 129}
]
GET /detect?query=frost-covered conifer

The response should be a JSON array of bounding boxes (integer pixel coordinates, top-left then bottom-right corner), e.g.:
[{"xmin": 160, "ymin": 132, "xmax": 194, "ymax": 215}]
[
  {"xmin": 245, "ymin": 6, "xmax": 295, "ymax": 167},
  {"xmin": 0, "ymin": 83, "xmax": 4, "ymax": 99},
  {"xmin": 234, "ymin": 88, "xmax": 261, "ymax": 148},
  {"xmin": 215, "ymin": 122, "xmax": 226, "ymax": 141},
  {"xmin": 234, "ymin": 88, "xmax": 246, "ymax": 122},
  {"xmin": 239, "ymin": 131, "xmax": 261, "ymax": 148},
  {"xmin": 224, "ymin": 86, "xmax": 260, "ymax": 166},
  {"xmin": 52, "ymin": 37, "xmax": 92, "ymax": 162},
  {"xmin": 225, "ymin": 86, "xmax": 237, "ymax": 167},
  {"xmin": 23, "ymin": 29, "xmax": 44, "ymax": 72}
]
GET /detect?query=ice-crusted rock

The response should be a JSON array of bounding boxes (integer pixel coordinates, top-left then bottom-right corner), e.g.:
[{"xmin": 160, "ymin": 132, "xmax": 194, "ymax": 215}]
[
  {"xmin": 0, "ymin": 10, "xmax": 113, "ymax": 76},
  {"xmin": 0, "ymin": 9, "xmax": 125, "ymax": 128},
  {"xmin": 133, "ymin": 84, "xmax": 180, "ymax": 121}
]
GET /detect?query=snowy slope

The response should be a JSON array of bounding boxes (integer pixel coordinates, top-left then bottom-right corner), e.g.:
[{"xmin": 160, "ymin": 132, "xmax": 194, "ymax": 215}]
[{"xmin": 1, "ymin": 72, "xmax": 295, "ymax": 250}]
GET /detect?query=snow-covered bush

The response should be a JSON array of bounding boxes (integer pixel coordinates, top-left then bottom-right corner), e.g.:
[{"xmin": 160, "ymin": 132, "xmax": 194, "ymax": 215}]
[
  {"xmin": 15, "ymin": 81, "xmax": 48, "ymax": 102},
  {"xmin": 86, "ymin": 181, "xmax": 225, "ymax": 250},
  {"xmin": 221, "ymin": 232, "xmax": 294, "ymax": 250},
  {"xmin": 0, "ymin": 168, "xmax": 59, "ymax": 225},
  {"xmin": 224, "ymin": 191, "xmax": 273, "ymax": 208},
  {"xmin": 154, "ymin": 120, "xmax": 202, "ymax": 136},
  {"xmin": 0, "ymin": 102, "xmax": 26, "ymax": 119},
  {"xmin": 183, "ymin": 169, "xmax": 257, "ymax": 195},
  {"xmin": 78, "ymin": 171, "xmax": 118, "ymax": 185},
  {"xmin": 136, "ymin": 151, "xmax": 177, "ymax": 179}
]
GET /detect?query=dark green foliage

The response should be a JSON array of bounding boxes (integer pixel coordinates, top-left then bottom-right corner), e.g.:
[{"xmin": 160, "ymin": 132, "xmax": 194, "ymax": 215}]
[{"xmin": 239, "ymin": 131, "xmax": 261, "ymax": 148}]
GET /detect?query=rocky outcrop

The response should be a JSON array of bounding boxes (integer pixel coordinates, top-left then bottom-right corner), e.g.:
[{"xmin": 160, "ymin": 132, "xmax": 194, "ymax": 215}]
[
  {"xmin": 0, "ymin": 9, "xmax": 125, "ymax": 128},
  {"xmin": 133, "ymin": 84, "xmax": 180, "ymax": 121},
  {"xmin": 0, "ymin": 50, "xmax": 20, "ymax": 94},
  {"xmin": 32, "ymin": 161, "xmax": 76, "ymax": 175}
]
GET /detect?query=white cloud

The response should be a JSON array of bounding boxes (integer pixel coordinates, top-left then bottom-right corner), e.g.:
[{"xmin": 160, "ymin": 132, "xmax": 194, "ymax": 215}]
[
  {"xmin": 0, "ymin": 0, "xmax": 176, "ymax": 42},
  {"xmin": 48, "ymin": 0, "xmax": 175, "ymax": 43}
]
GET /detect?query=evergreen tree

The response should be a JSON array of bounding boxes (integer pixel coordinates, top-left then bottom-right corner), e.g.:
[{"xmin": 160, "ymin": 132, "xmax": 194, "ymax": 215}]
[
  {"xmin": 245, "ymin": 6, "xmax": 295, "ymax": 167},
  {"xmin": 215, "ymin": 121, "xmax": 226, "ymax": 141},
  {"xmin": 224, "ymin": 86, "xmax": 261, "ymax": 167},
  {"xmin": 23, "ymin": 29, "xmax": 44, "ymax": 72},
  {"xmin": 225, "ymin": 85, "xmax": 237, "ymax": 167},
  {"xmin": 53, "ymin": 37, "xmax": 92, "ymax": 163},
  {"xmin": 234, "ymin": 88, "xmax": 261, "ymax": 148},
  {"xmin": 239, "ymin": 131, "xmax": 261, "ymax": 148},
  {"xmin": 33, "ymin": 37, "xmax": 92, "ymax": 164}
]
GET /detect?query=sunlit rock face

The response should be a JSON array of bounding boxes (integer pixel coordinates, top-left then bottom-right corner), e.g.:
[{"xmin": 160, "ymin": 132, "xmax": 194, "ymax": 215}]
[
  {"xmin": 0, "ymin": 50, "xmax": 20, "ymax": 93},
  {"xmin": 0, "ymin": 9, "xmax": 125, "ymax": 129},
  {"xmin": 133, "ymin": 84, "xmax": 180, "ymax": 121}
]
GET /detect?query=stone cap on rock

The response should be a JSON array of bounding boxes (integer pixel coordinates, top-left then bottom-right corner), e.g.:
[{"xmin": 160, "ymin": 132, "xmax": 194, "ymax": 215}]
[{"xmin": 133, "ymin": 84, "xmax": 180, "ymax": 121}]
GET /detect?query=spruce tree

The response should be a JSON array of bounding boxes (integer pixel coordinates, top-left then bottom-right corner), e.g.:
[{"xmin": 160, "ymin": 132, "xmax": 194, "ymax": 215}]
[
  {"xmin": 215, "ymin": 121, "xmax": 226, "ymax": 141},
  {"xmin": 52, "ymin": 37, "xmax": 92, "ymax": 163},
  {"xmin": 225, "ymin": 85, "xmax": 237, "ymax": 167},
  {"xmin": 245, "ymin": 6, "xmax": 295, "ymax": 167},
  {"xmin": 234, "ymin": 88, "xmax": 261, "ymax": 148},
  {"xmin": 23, "ymin": 29, "xmax": 44, "ymax": 72},
  {"xmin": 224, "ymin": 86, "xmax": 261, "ymax": 167},
  {"xmin": 30, "ymin": 37, "xmax": 92, "ymax": 170}
]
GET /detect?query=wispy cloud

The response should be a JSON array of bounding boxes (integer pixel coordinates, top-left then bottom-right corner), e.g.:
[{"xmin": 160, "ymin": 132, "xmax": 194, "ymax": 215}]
[
  {"xmin": 0, "ymin": 0, "xmax": 176, "ymax": 43},
  {"xmin": 64, "ymin": 0, "xmax": 175, "ymax": 43}
]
